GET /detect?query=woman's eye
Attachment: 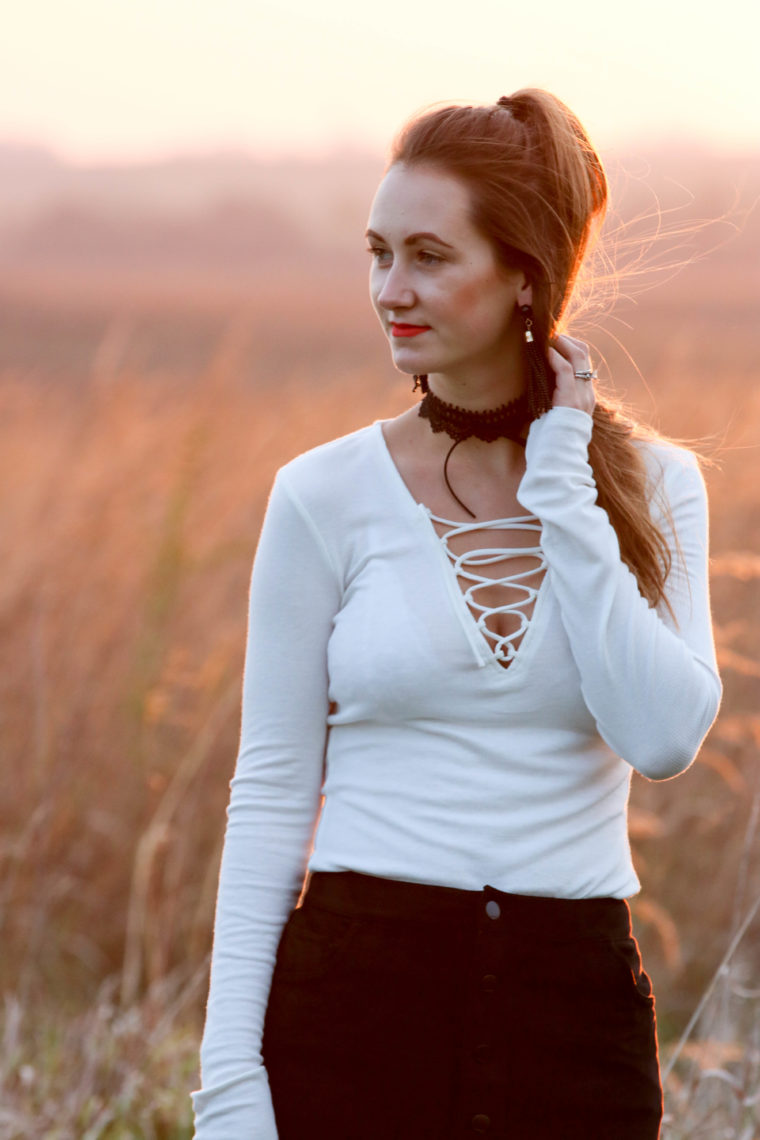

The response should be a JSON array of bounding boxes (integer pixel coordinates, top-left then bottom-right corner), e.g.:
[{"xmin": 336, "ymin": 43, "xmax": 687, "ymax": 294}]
[
  {"xmin": 367, "ymin": 246, "xmax": 391, "ymax": 264},
  {"xmin": 418, "ymin": 251, "xmax": 443, "ymax": 266}
]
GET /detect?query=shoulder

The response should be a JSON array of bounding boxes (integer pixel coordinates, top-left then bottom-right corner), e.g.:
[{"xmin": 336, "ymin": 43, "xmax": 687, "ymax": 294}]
[
  {"xmin": 633, "ymin": 434, "xmax": 699, "ymax": 475},
  {"xmin": 632, "ymin": 435, "xmax": 708, "ymax": 524},
  {"xmin": 273, "ymin": 421, "xmax": 383, "ymax": 520},
  {"xmin": 279, "ymin": 422, "xmax": 378, "ymax": 483},
  {"xmin": 633, "ymin": 434, "xmax": 703, "ymax": 485}
]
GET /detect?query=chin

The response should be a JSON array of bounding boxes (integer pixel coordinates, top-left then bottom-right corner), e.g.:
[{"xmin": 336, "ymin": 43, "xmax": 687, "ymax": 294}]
[
  {"xmin": 393, "ymin": 361, "xmax": 419, "ymax": 377},
  {"xmin": 390, "ymin": 350, "xmax": 433, "ymax": 376}
]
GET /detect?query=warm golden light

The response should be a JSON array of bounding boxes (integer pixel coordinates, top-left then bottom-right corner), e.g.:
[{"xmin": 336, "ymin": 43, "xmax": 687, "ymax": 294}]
[
  {"xmin": 2, "ymin": 5, "xmax": 758, "ymax": 1136},
  {"xmin": 1, "ymin": 0, "xmax": 757, "ymax": 161}
]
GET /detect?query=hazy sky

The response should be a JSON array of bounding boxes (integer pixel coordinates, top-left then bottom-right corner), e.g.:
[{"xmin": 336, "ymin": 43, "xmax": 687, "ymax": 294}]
[{"xmin": 3, "ymin": 0, "xmax": 758, "ymax": 163}]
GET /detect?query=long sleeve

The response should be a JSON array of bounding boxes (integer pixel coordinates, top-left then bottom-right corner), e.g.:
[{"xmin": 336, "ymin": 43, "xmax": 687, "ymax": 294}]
[
  {"xmin": 516, "ymin": 406, "xmax": 721, "ymax": 780},
  {"xmin": 191, "ymin": 469, "xmax": 342, "ymax": 1138}
]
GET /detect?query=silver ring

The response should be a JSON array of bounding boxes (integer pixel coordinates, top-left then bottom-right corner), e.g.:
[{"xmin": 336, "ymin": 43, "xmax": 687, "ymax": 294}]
[{"xmin": 574, "ymin": 370, "xmax": 597, "ymax": 381}]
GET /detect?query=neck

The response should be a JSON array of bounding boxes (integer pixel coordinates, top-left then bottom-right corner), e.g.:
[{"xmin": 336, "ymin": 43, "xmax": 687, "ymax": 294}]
[
  {"xmin": 412, "ymin": 371, "xmax": 530, "ymax": 520},
  {"xmin": 425, "ymin": 345, "xmax": 528, "ymax": 409}
]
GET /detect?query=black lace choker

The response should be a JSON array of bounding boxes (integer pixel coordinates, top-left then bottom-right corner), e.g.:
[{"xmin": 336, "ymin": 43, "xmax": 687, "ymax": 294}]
[{"xmin": 413, "ymin": 375, "xmax": 529, "ymax": 518}]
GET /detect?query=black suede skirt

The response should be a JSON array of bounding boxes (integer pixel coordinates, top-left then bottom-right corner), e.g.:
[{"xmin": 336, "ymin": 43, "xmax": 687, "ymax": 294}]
[{"xmin": 262, "ymin": 870, "xmax": 662, "ymax": 1140}]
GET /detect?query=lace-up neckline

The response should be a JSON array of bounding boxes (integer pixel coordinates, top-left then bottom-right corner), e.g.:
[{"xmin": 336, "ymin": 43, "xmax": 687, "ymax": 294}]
[{"xmin": 424, "ymin": 509, "xmax": 547, "ymax": 668}]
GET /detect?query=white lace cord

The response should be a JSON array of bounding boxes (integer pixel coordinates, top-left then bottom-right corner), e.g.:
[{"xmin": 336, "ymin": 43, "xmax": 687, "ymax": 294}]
[{"xmin": 429, "ymin": 513, "xmax": 546, "ymax": 664}]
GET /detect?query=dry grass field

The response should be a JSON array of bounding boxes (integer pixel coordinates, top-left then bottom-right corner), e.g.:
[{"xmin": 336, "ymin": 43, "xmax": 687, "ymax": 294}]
[{"xmin": 0, "ymin": 151, "xmax": 758, "ymax": 1137}]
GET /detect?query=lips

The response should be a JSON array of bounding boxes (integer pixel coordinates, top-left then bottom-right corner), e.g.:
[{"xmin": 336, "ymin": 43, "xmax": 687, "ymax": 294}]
[{"xmin": 390, "ymin": 323, "xmax": 431, "ymax": 338}]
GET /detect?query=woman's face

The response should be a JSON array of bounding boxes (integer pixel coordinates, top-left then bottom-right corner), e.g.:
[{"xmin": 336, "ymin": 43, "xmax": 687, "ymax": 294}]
[{"xmin": 366, "ymin": 163, "xmax": 530, "ymax": 386}]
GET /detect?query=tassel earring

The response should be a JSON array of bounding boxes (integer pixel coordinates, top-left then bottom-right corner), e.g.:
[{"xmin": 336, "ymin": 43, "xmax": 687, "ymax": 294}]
[
  {"xmin": 520, "ymin": 305, "xmax": 554, "ymax": 420},
  {"xmin": 412, "ymin": 374, "xmax": 429, "ymax": 393}
]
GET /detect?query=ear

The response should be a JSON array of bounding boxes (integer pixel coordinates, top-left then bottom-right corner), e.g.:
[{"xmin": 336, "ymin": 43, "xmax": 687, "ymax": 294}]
[{"xmin": 516, "ymin": 277, "xmax": 533, "ymax": 308}]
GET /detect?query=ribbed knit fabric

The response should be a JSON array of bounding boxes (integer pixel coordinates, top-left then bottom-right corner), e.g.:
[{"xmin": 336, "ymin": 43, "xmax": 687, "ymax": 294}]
[{"xmin": 191, "ymin": 406, "xmax": 721, "ymax": 1138}]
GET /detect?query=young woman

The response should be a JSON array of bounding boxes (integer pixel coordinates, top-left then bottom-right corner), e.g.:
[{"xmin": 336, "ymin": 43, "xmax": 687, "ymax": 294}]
[{"xmin": 191, "ymin": 90, "xmax": 721, "ymax": 1140}]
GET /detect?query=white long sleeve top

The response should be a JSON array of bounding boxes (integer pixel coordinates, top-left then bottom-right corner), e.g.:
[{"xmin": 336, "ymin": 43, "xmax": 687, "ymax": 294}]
[{"xmin": 191, "ymin": 406, "xmax": 721, "ymax": 1138}]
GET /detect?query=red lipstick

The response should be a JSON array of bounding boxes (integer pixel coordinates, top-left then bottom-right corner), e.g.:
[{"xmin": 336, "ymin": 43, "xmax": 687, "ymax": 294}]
[{"xmin": 391, "ymin": 323, "xmax": 430, "ymax": 338}]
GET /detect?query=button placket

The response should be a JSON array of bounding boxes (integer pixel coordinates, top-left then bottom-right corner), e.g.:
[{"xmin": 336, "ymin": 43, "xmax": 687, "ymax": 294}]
[{"xmin": 453, "ymin": 889, "xmax": 506, "ymax": 1136}]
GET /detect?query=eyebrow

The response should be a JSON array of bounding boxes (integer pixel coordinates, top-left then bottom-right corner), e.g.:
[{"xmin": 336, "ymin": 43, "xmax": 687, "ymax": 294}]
[{"xmin": 365, "ymin": 228, "xmax": 455, "ymax": 249}]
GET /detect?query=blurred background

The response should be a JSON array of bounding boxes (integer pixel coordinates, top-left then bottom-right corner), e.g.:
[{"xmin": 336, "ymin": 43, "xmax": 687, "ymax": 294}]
[{"xmin": 1, "ymin": 1, "xmax": 759, "ymax": 1137}]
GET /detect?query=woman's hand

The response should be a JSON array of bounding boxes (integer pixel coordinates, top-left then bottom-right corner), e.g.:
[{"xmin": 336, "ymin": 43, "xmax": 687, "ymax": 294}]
[{"xmin": 548, "ymin": 334, "xmax": 596, "ymax": 416}]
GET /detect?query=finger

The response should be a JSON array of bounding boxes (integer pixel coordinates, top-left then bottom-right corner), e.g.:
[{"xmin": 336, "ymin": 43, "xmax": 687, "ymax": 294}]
[
  {"xmin": 548, "ymin": 346, "xmax": 595, "ymax": 413},
  {"xmin": 558, "ymin": 334, "xmax": 590, "ymax": 353},
  {"xmin": 547, "ymin": 344, "xmax": 575, "ymax": 381},
  {"xmin": 552, "ymin": 334, "xmax": 592, "ymax": 371}
]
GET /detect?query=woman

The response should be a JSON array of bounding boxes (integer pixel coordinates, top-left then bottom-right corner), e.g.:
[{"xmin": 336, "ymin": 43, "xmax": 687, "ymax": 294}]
[{"xmin": 191, "ymin": 90, "xmax": 721, "ymax": 1139}]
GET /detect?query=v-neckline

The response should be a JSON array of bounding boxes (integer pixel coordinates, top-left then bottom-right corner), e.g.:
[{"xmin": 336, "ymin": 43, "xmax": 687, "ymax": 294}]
[{"xmin": 373, "ymin": 420, "xmax": 550, "ymax": 679}]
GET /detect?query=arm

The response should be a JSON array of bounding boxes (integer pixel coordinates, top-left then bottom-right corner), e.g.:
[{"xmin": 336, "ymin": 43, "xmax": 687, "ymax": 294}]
[
  {"xmin": 516, "ymin": 406, "xmax": 721, "ymax": 780},
  {"xmin": 191, "ymin": 469, "xmax": 341, "ymax": 1138}
]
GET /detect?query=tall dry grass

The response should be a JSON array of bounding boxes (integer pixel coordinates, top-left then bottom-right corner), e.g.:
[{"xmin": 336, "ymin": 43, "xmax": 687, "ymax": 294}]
[{"xmin": 1, "ymin": 245, "xmax": 758, "ymax": 1135}]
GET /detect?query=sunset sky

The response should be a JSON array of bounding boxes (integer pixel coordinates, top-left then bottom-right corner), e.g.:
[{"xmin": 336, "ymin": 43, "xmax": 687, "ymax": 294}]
[{"xmin": 2, "ymin": 0, "xmax": 758, "ymax": 163}]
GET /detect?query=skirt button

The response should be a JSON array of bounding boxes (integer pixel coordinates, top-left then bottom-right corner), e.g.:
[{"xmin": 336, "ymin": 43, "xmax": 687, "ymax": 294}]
[
  {"xmin": 471, "ymin": 1113, "xmax": 491, "ymax": 1132},
  {"xmin": 485, "ymin": 900, "xmax": 501, "ymax": 920}
]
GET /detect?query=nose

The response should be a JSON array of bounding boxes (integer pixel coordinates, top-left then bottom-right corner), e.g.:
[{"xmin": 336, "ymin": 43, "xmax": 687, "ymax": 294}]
[{"xmin": 374, "ymin": 260, "xmax": 415, "ymax": 312}]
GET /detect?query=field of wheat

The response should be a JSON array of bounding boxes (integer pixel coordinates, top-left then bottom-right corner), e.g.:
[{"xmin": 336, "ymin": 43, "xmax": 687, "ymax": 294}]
[{"xmin": 1, "ymin": 161, "xmax": 758, "ymax": 1138}]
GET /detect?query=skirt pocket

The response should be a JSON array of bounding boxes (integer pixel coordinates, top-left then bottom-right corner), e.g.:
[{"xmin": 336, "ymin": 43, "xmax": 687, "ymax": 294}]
[
  {"xmin": 272, "ymin": 902, "xmax": 362, "ymax": 984},
  {"xmin": 607, "ymin": 936, "xmax": 656, "ymax": 1008}
]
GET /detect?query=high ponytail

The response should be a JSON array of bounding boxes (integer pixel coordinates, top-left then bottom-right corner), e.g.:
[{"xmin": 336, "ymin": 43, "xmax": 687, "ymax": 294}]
[{"xmin": 391, "ymin": 89, "xmax": 672, "ymax": 611}]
